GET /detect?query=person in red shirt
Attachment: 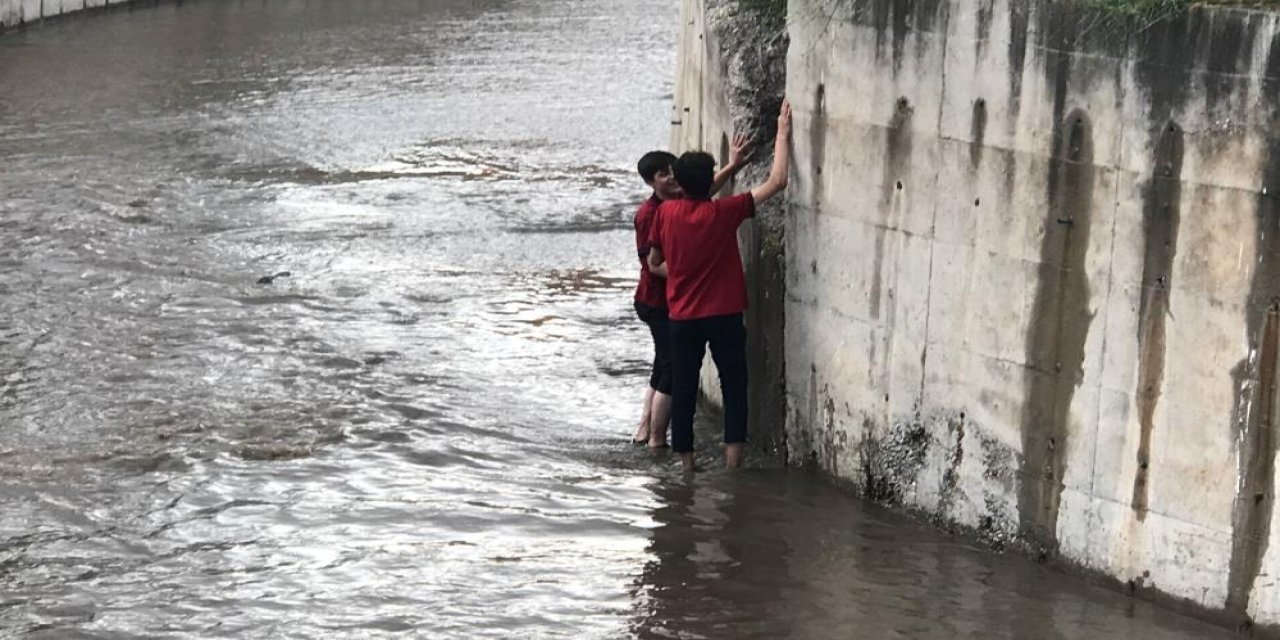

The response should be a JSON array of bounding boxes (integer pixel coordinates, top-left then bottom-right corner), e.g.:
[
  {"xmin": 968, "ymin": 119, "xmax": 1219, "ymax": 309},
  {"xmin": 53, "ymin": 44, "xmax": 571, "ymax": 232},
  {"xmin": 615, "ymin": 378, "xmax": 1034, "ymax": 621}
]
[
  {"xmin": 631, "ymin": 151, "xmax": 681, "ymax": 448},
  {"xmin": 631, "ymin": 141, "xmax": 751, "ymax": 449},
  {"xmin": 646, "ymin": 100, "xmax": 792, "ymax": 470}
]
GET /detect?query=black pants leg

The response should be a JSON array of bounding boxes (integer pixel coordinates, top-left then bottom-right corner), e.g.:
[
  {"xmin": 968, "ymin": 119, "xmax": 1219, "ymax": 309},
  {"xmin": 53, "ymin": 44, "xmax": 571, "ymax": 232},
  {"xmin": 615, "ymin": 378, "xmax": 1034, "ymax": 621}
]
[
  {"xmin": 634, "ymin": 302, "xmax": 673, "ymax": 394},
  {"xmin": 669, "ymin": 313, "xmax": 748, "ymax": 452},
  {"xmin": 669, "ymin": 319, "xmax": 706, "ymax": 453},
  {"xmin": 706, "ymin": 313, "xmax": 748, "ymax": 444}
]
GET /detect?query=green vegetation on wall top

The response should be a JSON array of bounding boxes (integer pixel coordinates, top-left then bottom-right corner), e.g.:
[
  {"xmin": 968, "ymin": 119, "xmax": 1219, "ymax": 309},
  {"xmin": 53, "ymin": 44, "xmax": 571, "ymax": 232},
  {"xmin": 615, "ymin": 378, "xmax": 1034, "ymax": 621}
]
[
  {"xmin": 734, "ymin": 0, "xmax": 1280, "ymax": 29},
  {"xmin": 737, "ymin": 0, "xmax": 788, "ymax": 18},
  {"xmin": 1080, "ymin": 0, "xmax": 1280, "ymax": 27},
  {"xmin": 1080, "ymin": 0, "xmax": 1189, "ymax": 24}
]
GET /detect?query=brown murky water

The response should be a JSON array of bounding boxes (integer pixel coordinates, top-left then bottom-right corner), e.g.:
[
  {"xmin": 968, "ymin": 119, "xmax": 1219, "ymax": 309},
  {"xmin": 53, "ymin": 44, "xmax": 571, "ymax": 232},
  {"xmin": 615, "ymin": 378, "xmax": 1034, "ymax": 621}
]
[{"xmin": 0, "ymin": 1, "xmax": 1237, "ymax": 638}]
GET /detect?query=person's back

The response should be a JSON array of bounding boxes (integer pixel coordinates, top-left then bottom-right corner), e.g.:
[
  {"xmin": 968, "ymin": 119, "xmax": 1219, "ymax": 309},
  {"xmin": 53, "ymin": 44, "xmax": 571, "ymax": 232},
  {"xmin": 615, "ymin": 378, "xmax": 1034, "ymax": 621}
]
[{"xmin": 654, "ymin": 193, "xmax": 754, "ymax": 323}]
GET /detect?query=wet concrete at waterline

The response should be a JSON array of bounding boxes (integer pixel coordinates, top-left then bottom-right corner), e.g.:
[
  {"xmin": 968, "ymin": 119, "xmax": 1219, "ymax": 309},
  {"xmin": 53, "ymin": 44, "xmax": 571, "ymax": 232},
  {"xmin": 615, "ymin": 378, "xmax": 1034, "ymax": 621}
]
[{"xmin": 0, "ymin": 1, "xmax": 1241, "ymax": 638}]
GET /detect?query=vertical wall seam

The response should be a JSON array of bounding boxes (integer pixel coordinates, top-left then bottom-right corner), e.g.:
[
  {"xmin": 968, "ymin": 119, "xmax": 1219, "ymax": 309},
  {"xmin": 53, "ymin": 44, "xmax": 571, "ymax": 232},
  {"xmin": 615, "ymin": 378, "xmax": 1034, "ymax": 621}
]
[
  {"xmin": 1085, "ymin": 31, "xmax": 1132, "ymax": 563},
  {"xmin": 918, "ymin": 1, "xmax": 952, "ymax": 403}
]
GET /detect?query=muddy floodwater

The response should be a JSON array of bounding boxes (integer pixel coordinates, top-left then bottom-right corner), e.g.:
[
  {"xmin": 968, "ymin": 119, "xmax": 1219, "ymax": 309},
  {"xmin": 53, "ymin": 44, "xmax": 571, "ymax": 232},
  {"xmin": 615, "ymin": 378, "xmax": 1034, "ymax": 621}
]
[{"xmin": 0, "ymin": 1, "xmax": 1239, "ymax": 638}]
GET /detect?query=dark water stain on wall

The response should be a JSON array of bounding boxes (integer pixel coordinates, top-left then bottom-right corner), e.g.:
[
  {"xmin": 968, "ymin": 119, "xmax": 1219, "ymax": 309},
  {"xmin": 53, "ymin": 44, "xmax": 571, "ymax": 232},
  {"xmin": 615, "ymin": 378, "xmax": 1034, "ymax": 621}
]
[
  {"xmin": 890, "ymin": 0, "xmax": 912, "ymax": 72},
  {"xmin": 857, "ymin": 0, "xmax": 945, "ymax": 74},
  {"xmin": 1018, "ymin": 108, "xmax": 1095, "ymax": 553},
  {"xmin": 1132, "ymin": 122, "xmax": 1184, "ymax": 521},
  {"xmin": 812, "ymin": 83, "xmax": 827, "ymax": 213},
  {"xmin": 937, "ymin": 411, "xmax": 967, "ymax": 516},
  {"xmin": 975, "ymin": 0, "xmax": 994, "ymax": 45},
  {"xmin": 1204, "ymin": 13, "xmax": 1256, "ymax": 110},
  {"xmin": 1007, "ymin": 2, "xmax": 1030, "ymax": 113},
  {"xmin": 970, "ymin": 98, "xmax": 987, "ymax": 168},
  {"xmin": 875, "ymin": 97, "xmax": 913, "ymax": 321},
  {"xmin": 1225, "ymin": 133, "xmax": 1280, "ymax": 624},
  {"xmin": 744, "ymin": 221, "xmax": 789, "ymax": 457},
  {"xmin": 1266, "ymin": 28, "xmax": 1280, "ymax": 80},
  {"xmin": 1131, "ymin": 11, "xmax": 1200, "ymax": 119}
]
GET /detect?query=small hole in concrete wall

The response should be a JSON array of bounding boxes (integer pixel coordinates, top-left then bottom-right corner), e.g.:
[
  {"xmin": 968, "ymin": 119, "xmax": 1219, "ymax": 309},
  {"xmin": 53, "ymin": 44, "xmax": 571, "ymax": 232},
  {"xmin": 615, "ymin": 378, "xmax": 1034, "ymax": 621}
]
[
  {"xmin": 896, "ymin": 181, "xmax": 904, "ymax": 190},
  {"xmin": 974, "ymin": 198, "xmax": 981, "ymax": 207},
  {"xmin": 810, "ymin": 260, "xmax": 817, "ymax": 274},
  {"xmin": 960, "ymin": 412, "xmax": 966, "ymax": 420},
  {"xmin": 884, "ymin": 394, "xmax": 890, "ymax": 402}
]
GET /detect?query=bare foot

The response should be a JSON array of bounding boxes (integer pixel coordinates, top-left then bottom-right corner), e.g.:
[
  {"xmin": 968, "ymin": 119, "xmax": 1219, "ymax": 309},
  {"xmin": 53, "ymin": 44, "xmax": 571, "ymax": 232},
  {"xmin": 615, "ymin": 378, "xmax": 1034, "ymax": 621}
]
[
  {"xmin": 725, "ymin": 443, "xmax": 744, "ymax": 468},
  {"xmin": 634, "ymin": 387, "xmax": 655, "ymax": 444},
  {"xmin": 632, "ymin": 424, "xmax": 650, "ymax": 445},
  {"xmin": 680, "ymin": 452, "xmax": 696, "ymax": 473}
]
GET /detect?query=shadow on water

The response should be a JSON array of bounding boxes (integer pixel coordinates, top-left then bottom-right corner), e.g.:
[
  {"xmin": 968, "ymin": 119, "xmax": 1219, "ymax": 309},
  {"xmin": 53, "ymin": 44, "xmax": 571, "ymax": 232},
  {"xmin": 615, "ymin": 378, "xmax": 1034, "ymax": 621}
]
[
  {"xmin": 623, "ymin": 466, "xmax": 1235, "ymax": 639},
  {"xmin": 600, "ymin": 411, "xmax": 1234, "ymax": 640}
]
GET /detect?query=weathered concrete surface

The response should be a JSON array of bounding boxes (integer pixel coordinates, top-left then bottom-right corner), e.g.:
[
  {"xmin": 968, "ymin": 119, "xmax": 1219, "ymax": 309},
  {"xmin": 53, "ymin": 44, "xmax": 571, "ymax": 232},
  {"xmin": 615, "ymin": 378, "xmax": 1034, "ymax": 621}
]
[
  {"xmin": 670, "ymin": 0, "xmax": 789, "ymax": 454},
  {"xmin": 0, "ymin": 0, "xmax": 145, "ymax": 31},
  {"xmin": 766, "ymin": 0, "xmax": 1280, "ymax": 631},
  {"xmin": 677, "ymin": 0, "xmax": 1280, "ymax": 631}
]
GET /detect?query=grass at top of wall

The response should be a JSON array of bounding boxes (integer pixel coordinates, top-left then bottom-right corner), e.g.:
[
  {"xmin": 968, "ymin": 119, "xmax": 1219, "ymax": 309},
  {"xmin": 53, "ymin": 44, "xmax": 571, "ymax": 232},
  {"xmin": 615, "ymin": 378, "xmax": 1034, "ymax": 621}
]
[
  {"xmin": 735, "ymin": 0, "xmax": 1280, "ymax": 29},
  {"xmin": 1081, "ymin": 0, "xmax": 1280, "ymax": 27},
  {"xmin": 736, "ymin": 0, "xmax": 787, "ymax": 18},
  {"xmin": 1081, "ymin": 0, "xmax": 1183, "ymax": 23}
]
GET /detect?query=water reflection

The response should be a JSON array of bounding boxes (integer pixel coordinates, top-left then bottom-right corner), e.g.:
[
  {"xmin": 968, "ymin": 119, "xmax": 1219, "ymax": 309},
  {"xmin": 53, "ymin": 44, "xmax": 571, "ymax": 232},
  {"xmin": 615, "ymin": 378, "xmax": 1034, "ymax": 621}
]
[
  {"xmin": 633, "ymin": 470, "xmax": 1230, "ymax": 639},
  {"xmin": 633, "ymin": 473, "xmax": 794, "ymax": 639}
]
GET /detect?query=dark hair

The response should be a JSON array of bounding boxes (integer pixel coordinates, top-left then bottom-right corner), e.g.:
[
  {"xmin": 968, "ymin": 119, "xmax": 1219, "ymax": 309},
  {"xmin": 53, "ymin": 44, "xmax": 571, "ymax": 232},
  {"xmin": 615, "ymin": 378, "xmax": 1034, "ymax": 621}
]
[
  {"xmin": 637, "ymin": 151, "xmax": 677, "ymax": 183},
  {"xmin": 672, "ymin": 151, "xmax": 716, "ymax": 199}
]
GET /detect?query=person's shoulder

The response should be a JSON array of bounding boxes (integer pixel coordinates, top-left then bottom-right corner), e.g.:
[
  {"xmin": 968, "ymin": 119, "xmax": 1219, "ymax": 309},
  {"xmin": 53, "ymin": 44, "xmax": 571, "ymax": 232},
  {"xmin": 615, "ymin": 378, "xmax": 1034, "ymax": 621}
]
[
  {"xmin": 657, "ymin": 198, "xmax": 687, "ymax": 214},
  {"xmin": 637, "ymin": 194, "xmax": 661, "ymax": 215},
  {"xmin": 714, "ymin": 192, "xmax": 753, "ymax": 209}
]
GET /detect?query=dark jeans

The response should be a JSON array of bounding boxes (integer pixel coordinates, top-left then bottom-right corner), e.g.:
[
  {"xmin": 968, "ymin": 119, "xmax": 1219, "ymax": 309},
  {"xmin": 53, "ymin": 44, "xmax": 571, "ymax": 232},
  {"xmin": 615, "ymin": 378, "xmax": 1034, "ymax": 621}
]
[
  {"xmin": 634, "ymin": 301, "xmax": 672, "ymax": 394},
  {"xmin": 669, "ymin": 312, "xmax": 747, "ymax": 453}
]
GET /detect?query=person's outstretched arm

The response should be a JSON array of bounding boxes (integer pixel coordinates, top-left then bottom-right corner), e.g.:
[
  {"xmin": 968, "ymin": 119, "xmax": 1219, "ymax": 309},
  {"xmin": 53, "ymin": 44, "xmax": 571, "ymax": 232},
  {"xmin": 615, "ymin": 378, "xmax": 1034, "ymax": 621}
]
[
  {"xmin": 750, "ymin": 99, "xmax": 792, "ymax": 206},
  {"xmin": 711, "ymin": 132, "xmax": 752, "ymax": 196}
]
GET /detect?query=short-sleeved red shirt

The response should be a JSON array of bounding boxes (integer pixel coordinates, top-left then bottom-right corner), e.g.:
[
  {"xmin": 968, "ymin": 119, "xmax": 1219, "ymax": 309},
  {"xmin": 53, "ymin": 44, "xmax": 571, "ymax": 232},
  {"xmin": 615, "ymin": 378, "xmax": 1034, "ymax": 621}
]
[
  {"xmin": 633, "ymin": 194, "xmax": 666, "ymax": 308},
  {"xmin": 648, "ymin": 192, "xmax": 756, "ymax": 321}
]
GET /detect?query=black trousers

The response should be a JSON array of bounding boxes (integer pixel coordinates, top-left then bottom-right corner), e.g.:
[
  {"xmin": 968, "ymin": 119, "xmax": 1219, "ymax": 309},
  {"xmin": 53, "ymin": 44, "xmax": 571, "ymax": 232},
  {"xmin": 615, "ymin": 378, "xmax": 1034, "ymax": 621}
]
[
  {"xmin": 634, "ymin": 301, "xmax": 672, "ymax": 394},
  {"xmin": 669, "ymin": 312, "xmax": 747, "ymax": 453}
]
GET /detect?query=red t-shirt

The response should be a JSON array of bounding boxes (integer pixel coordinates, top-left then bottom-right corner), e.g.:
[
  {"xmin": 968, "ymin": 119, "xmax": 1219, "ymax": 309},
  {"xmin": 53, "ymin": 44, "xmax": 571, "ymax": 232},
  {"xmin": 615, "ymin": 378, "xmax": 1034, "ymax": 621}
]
[
  {"xmin": 633, "ymin": 194, "xmax": 666, "ymax": 308},
  {"xmin": 648, "ymin": 192, "xmax": 756, "ymax": 321}
]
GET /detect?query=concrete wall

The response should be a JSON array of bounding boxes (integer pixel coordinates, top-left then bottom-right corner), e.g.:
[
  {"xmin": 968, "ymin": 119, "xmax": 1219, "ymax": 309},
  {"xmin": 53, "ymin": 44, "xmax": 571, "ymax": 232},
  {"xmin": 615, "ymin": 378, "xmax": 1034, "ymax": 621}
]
[
  {"xmin": 0, "ymin": 0, "xmax": 141, "ymax": 31},
  {"xmin": 781, "ymin": 0, "xmax": 1280, "ymax": 629},
  {"xmin": 676, "ymin": 0, "xmax": 1280, "ymax": 630}
]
